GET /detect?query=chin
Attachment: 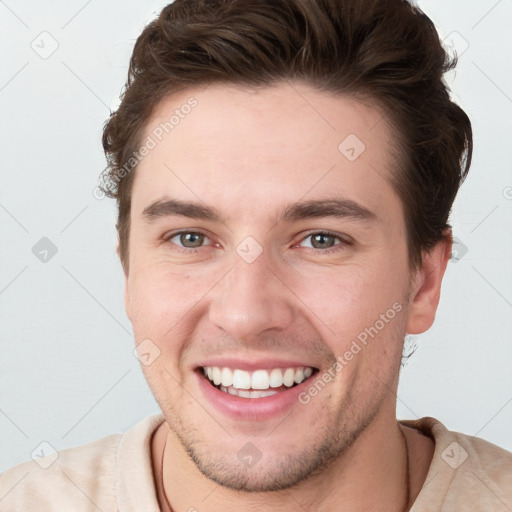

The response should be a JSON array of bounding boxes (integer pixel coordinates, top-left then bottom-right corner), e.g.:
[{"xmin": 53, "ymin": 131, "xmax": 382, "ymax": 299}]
[{"xmin": 173, "ymin": 424, "xmax": 354, "ymax": 493}]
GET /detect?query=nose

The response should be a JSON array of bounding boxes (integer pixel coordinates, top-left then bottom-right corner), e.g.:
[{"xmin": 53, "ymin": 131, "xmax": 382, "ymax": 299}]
[{"xmin": 208, "ymin": 251, "xmax": 295, "ymax": 341}]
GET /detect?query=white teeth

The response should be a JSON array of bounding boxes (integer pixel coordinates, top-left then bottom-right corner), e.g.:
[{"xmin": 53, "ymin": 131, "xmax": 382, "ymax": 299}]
[
  {"xmin": 221, "ymin": 367, "xmax": 233, "ymax": 387},
  {"xmin": 251, "ymin": 369, "xmax": 270, "ymax": 390},
  {"xmin": 219, "ymin": 385, "xmax": 279, "ymax": 399},
  {"xmin": 232, "ymin": 369, "xmax": 251, "ymax": 389},
  {"xmin": 294, "ymin": 368, "xmax": 304, "ymax": 384},
  {"xmin": 269, "ymin": 368, "xmax": 283, "ymax": 388},
  {"xmin": 212, "ymin": 366, "xmax": 222, "ymax": 385},
  {"xmin": 283, "ymin": 368, "xmax": 295, "ymax": 387},
  {"xmin": 203, "ymin": 365, "xmax": 315, "ymax": 393}
]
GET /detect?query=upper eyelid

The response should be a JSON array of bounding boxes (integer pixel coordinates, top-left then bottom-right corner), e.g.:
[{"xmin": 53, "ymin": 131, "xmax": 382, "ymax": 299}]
[
  {"xmin": 166, "ymin": 229, "xmax": 214, "ymax": 245},
  {"xmin": 164, "ymin": 228, "xmax": 211, "ymax": 239},
  {"xmin": 297, "ymin": 229, "xmax": 352, "ymax": 243}
]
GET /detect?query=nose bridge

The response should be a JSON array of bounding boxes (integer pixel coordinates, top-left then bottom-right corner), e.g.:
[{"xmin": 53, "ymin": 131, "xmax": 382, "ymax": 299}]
[{"xmin": 208, "ymin": 249, "xmax": 294, "ymax": 339}]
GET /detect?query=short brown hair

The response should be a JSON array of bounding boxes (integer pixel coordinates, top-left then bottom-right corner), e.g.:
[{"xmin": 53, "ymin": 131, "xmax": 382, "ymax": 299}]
[{"xmin": 101, "ymin": 0, "xmax": 472, "ymax": 273}]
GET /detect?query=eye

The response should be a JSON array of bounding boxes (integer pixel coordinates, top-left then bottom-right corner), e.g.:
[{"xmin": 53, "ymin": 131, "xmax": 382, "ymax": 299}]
[
  {"xmin": 166, "ymin": 230, "xmax": 212, "ymax": 250},
  {"xmin": 298, "ymin": 231, "xmax": 351, "ymax": 251}
]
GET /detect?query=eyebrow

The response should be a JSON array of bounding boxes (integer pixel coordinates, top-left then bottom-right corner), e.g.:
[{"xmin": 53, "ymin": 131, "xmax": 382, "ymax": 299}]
[
  {"xmin": 142, "ymin": 197, "xmax": 377, "ymax": 224},
  {"xmin": 281, "ymin": 198, "xmax": 377, "ymax": 223},
  {"xmin": 142, "ymin": 198, "xmax": 220, "ymax": 222}
]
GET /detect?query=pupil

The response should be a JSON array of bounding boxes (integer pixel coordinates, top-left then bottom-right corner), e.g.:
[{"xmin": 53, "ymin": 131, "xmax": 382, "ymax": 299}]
[{"xmin": 182, "ymin": 233, "xmax": 203, "ymax": 247}]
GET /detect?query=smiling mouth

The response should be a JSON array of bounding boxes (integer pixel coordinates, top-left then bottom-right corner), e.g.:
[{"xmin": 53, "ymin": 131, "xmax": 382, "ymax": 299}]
[{"xmin": 200, "ymin": 365, "xmax": 319, "ymax": 399}]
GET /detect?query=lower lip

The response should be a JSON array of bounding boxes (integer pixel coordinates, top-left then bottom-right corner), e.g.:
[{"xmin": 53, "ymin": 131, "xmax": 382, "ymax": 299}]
[{"xmin": 196, "ymin": 371, "xmax": 313, "ymax": 421}]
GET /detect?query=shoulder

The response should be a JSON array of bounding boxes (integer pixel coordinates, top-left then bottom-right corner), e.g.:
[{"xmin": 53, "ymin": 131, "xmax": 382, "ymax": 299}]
[
  {"xmin": 0, "ymin": 414, "xmax": 165, "ymax": 512},
  {"xmin": 401, "ymin": 416, "xmax": 512, "ymax": 511},
  {"xmin": 447, "ymin": 423, "xmax": 512, "ymax": 503},
  {"xmin": 414, "ymin": 416, "xmax": 512, "ymax": 481},
  {"xmin": 0, "ymin": 432, "xmax": 121, "ymax": 511}
]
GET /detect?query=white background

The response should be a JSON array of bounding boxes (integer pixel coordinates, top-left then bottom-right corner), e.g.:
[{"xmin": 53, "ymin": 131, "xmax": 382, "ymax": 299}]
[{"xmin": 0, "ymin": 0, "xmax": 511, "ymax": 472}]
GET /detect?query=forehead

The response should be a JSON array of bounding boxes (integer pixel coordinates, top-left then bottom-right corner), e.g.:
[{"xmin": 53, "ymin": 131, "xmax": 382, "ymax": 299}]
[{"xmin": 132, "ymin": 82, "xmax": 401, "ymax": 225}]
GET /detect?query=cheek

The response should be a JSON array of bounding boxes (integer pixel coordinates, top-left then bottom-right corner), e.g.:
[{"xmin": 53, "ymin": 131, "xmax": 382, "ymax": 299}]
[
  {"xmin": 128, "ymin": 268, "xmax": 202, "ymax": 381},
  {"xmin": 130, "ymin": 275, "xmax": 169, "ymax": 326},
  {"xmin": 287, "ymin": 260, "xmax": 408, "ymax": 350},
  {"xmin": 126, "ymin": 263, "xmax": 213, "ymax": 339}
]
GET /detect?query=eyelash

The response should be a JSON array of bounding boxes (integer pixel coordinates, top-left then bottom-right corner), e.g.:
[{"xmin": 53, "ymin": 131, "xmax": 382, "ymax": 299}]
[
  {"xmin": 297, "ymin": 229, "xmax": 353, "ymax": 253},
  {"xmin": 164, "ymin": 230, "xmax": 213, "ymax": 254},
  {"xmin": 164, "ymin": 229, "xmax": 353, "ymax": 255}
]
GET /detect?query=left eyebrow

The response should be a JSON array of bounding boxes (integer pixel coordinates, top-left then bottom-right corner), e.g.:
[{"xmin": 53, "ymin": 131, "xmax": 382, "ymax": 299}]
[{"xmin": 280, "ymin": 198, "xmax": 378, "ymax": 223}]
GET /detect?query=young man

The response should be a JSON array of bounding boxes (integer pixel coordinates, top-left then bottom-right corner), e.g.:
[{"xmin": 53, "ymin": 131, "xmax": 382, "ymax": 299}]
[{"xmin": 1, "ymin": 0, "xmax": 511, "ymax": 510}]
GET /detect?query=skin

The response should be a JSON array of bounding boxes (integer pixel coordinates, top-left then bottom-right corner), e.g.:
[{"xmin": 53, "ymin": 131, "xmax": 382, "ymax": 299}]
[{"xmin": 124, "ymin": 82, "xmax": 450, "ymax": 511}]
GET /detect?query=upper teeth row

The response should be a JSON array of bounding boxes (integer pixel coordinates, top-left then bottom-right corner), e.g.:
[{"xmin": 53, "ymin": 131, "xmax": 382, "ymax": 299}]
[{"xmin": 203, "ymin": 366, "xmax": 313, "ymax": 390}]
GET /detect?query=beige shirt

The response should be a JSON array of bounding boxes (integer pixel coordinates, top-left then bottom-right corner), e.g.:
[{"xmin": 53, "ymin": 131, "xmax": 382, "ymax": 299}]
[{"xmin": 1, "ymin": 414, "xmax": 511, "ymax": 511}]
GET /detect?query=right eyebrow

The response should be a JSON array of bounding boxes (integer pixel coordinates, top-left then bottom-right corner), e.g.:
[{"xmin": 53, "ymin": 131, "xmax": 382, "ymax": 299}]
[{"xmin": 142, "ymin": 198, "xmax": 221, "ymax": 222}]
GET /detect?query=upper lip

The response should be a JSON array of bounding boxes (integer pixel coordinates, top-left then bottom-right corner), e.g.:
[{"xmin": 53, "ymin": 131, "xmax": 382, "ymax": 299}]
[{"xmin": 195, "ymin": 358, "xmax": 318, "ymax": 372}]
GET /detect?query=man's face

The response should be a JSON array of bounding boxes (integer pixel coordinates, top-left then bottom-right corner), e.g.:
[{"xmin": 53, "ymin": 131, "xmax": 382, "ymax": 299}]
[{"xmin": 125, "ymin": 83, "xmax": 417, "ymax": 491}]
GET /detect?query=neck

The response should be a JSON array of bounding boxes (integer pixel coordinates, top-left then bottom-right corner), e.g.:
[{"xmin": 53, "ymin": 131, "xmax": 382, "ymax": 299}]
[{"xmin": 153, "ymin": 413, "xmax": 413, "ymax": 512}]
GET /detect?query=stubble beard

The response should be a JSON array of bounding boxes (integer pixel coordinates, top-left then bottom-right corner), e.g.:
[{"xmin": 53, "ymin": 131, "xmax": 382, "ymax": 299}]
[{"xmin": 161, "ymin": 385, "xmax": 386, "ymax": 493}]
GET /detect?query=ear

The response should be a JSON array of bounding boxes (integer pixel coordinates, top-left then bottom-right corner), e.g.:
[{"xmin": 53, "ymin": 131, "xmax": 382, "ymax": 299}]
[{"xmin": 406, "ymin": 230, "xmax": 452, "ymax": 335}]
